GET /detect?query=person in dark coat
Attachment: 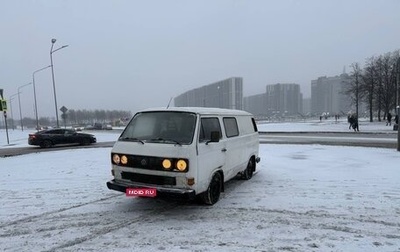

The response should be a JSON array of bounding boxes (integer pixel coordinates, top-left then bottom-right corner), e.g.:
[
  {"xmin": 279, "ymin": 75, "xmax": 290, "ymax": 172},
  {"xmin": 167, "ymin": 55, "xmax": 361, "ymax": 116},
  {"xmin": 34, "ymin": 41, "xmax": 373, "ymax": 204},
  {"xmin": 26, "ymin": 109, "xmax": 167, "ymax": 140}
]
[
  {"xmin": 348, "ymin": 115, "xmax": 353, "ymax": 129},
  {"xmin": 386, "ymin": 112, "xmax": 392, "ymax": 126},
  {"xmin": 349, "ymin": 114, "xmax": 359, "ymax": 132}
]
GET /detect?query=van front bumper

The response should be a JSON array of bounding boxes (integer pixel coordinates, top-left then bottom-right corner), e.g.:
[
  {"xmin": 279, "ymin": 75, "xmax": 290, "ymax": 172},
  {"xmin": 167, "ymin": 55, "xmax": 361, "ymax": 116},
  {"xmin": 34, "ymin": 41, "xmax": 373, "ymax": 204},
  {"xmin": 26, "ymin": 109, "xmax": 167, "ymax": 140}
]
[{"xmin": 106, "ymin": 179, "xmax": 196, "ymax": 199}]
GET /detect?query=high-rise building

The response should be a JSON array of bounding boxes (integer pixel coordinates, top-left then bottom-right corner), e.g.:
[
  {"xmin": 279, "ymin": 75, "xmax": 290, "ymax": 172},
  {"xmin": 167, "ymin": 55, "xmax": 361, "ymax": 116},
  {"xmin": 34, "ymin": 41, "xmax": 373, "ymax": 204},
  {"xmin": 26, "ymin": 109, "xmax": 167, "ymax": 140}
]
[
  {"xmin": 243, "ymin": 93, "xmax": 267, "ymax": 116},
  {"xmin": 265, "ymin": 83, "xmax": 303, "ymax": 116},
  {"xmin": 311, "ymin": 74, "xmax": 351, "ymax": 116},
  {"xmin": 243, "ymin": 83, "xmax": 303, "ymax": 117},
  {"xmin": 174, "ymin": 77, "xmax": 243, "ymax": 110}
]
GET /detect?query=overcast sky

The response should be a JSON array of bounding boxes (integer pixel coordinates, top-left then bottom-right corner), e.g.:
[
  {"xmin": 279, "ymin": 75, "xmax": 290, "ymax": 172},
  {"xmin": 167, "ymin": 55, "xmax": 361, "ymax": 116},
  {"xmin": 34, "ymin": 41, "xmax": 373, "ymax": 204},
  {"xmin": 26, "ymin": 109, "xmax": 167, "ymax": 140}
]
[{"xmin": 1, "ymin": 0, "xmax": 399, "ymax": 119}]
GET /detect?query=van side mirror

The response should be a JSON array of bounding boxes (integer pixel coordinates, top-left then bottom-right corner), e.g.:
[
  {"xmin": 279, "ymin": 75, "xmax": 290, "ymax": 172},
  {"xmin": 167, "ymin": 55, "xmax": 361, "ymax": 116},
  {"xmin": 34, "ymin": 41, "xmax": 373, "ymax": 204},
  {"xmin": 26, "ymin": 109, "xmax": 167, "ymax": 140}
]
[{"xmin": 206, "ymin": 131, "xmax": 220, "ymax": 144}]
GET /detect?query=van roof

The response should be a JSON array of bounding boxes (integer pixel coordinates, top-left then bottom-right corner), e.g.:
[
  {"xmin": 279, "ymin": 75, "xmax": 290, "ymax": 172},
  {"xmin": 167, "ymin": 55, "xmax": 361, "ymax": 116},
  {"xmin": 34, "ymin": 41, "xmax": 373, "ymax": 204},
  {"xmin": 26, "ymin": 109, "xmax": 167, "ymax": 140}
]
[{"xmin": 138, "ymin": 107, "xmax": 253, "ymax": 116}]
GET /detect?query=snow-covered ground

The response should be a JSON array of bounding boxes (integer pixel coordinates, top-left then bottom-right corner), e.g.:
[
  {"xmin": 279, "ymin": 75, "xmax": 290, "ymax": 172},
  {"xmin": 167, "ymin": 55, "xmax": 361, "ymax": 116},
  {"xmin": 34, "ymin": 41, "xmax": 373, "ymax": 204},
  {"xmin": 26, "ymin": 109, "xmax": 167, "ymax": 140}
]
[
  {"xmin": 1, "ymin": 119, "xmax": 400, "ymax": 251},
  {"xmin": 257, "ymin": 117, "xmax": 397, "ymax": 133}
]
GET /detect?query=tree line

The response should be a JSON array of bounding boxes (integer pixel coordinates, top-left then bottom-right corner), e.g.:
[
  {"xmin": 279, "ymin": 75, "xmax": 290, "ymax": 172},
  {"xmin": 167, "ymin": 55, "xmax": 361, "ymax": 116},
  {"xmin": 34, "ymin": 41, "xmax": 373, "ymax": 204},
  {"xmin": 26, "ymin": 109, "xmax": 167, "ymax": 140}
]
[
  {"xmin": 65, "ymin": 109, "xmax": 132, "ymax": 126},
  {"xmin": 346, "ymin": 49, "xmax": 400, "ymax": 122},
  {"xmin": 3, "ymin": 109, "xmax": 132, "ymax": 129}
]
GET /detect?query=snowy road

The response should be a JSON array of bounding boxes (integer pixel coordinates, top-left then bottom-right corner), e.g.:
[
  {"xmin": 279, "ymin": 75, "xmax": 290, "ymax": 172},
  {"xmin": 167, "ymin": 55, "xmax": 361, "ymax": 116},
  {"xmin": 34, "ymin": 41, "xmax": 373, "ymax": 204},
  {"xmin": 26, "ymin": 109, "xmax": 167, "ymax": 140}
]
[
  {"xmin": 1, "ymin": 145, "xmax": 400, "ymax": 251},
  {"xmin": 260, "ymin": 132, "xmax": 398, "ymax": 148}
]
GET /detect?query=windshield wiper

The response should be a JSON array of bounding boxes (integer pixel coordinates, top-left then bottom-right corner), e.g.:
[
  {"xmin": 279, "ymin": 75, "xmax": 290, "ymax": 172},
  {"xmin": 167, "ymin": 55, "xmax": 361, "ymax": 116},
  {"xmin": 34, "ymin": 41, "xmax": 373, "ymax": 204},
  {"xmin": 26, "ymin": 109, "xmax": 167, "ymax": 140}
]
[
  {"xmin": 150, "ymin": 138, "xmax": 182, "ymax": 146},
  {"xmin": 119, "ymin": 137, "xmax": 145, "ymax": 144}
]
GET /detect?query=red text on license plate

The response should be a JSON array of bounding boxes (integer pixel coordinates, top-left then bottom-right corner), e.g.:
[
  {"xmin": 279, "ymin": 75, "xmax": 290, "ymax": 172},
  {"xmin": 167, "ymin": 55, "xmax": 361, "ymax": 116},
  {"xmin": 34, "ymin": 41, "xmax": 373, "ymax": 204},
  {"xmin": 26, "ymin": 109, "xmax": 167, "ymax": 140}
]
[{"xmin": 126, "ymin": 188, "xmax": 157, "ymax": 197}]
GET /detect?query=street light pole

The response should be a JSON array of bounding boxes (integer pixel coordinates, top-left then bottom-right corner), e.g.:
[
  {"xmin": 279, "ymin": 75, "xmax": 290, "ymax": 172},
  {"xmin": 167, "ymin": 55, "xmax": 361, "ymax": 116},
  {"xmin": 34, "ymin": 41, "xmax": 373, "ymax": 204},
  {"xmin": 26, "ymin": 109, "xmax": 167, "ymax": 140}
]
[
  {"xmin": 17, "ymin": 82, "xmax": 32, "ymax": 131},
  {"xmin": 33, "ymin": 65, "xmax": 51, "ymax": 131},
  {"xmin": 9, "ymin": 93, "xmax": 19, "ymax": 130},
  {"xmin": 50, "ymin": 38, "xmax": 68, "ymax": 128},
  {"xmin": 396, "ymin": 57, "xmax": 400, "ymax": 152}
]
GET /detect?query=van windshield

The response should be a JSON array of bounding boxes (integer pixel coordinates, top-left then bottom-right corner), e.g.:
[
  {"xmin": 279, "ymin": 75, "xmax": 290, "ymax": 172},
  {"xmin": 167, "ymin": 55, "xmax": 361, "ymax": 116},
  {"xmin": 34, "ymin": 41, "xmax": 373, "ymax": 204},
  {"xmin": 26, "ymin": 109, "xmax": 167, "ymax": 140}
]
[{"xmin": 120, "ymin": 111, "xmax": 197, "ymax": 145}]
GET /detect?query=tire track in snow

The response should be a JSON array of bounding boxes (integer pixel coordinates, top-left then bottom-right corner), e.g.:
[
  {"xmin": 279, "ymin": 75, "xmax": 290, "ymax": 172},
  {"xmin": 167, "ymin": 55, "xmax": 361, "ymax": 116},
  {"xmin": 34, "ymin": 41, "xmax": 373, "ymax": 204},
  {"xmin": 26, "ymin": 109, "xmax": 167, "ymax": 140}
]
[
  {"xmin": 43, "ymin": 201, "xmax": 181, "ymax": 252},
  {"xmin": 214, "ymin": 206, "xmax": 400, "ymax": 239},
  {"xmin": 0, "ymin": 194, "xmax": 120, "ymax": 230}
]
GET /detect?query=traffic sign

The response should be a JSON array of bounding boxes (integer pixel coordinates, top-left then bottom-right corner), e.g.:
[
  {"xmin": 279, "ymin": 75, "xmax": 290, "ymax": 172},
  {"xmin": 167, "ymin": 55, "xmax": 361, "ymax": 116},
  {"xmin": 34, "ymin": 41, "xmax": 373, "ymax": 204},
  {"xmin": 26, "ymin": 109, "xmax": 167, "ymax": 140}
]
[
  {"xmin": 0, "ymin": 99, "xmax": 7, "ymax": 111},
  {"xmin": 60, "ymin": 106, "xmax": 68, "ymax": 113}
]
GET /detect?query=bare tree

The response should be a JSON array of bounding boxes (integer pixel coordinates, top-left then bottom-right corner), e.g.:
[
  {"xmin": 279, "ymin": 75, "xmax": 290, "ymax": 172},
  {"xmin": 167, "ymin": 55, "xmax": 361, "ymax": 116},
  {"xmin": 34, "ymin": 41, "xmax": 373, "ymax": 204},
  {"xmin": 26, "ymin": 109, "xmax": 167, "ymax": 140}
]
[
  {"xmin": 361, "ymin": 57, "xmax": 377, "ymax": 122},
  {"xmin": 391, "ymin": 50, "xmax": 400, "ymax": 109},
  {"xmin": 345, "ymin": 63, "xmax": 363, "ymax": 118},
  {"xmin": 380, "ymin": 53, "xmax": 397, "ymax": 118},
  {"xmin": 374, "ymin": 56, "xmax": 385, "ymax": 121}
]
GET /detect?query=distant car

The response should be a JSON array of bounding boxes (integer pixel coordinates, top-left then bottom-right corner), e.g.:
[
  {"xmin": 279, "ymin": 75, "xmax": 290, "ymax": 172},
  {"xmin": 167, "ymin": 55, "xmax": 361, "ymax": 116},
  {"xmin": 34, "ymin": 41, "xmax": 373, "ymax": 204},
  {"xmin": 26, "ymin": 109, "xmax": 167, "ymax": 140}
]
[
  {"xmin": 28, "ymin": 129, "xmax": 96, "ymax": 148},
  {"xmin": 85, "ymin": 123, "xmax": 103, "ymax": 130},
  {"xmin": 72, "ymin": 125, "xmax": 84, "ymax": 131},
  {"xmin": 84, "ymin": 125, "xmax": 95, "ymax": 130},
  {"xmin": 36, "ymin": 126, "xmax": 48, "ymax": 130},
  {"xmin": 103, "ymin": 124, "xmax": 113, "ymax": 130}
]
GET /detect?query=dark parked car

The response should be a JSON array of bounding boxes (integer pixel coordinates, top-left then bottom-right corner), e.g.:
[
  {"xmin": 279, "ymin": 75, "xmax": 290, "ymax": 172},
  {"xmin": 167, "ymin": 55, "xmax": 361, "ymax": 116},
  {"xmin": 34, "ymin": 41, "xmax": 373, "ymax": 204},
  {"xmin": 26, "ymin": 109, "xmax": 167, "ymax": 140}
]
[{"xmin": 28, "ymin": 129, "xmax": 97, "ymax": 148}]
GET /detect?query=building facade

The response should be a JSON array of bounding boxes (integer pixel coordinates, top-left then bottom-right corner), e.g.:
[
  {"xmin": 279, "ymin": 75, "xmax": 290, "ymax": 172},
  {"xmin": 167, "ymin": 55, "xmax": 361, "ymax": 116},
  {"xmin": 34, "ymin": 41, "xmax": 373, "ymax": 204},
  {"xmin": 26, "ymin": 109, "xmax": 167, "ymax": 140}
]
[
  {"xmin": 243, "ymin": 93, "xmax": 267, "ymax": 117},
  {"xmin": 174, "ymin": 77, "xmax": 243, "ymax": 110},
  {"xmin": 243, "ymin": 83, "xmax": 303, "ymax": 117},
  {"xmin": 311, "ymin": 74, "xmax": 352, "ymax": 116},
  {"xmin": 265, "ymin": 83, "xmax": 303, "ymax": 116}
]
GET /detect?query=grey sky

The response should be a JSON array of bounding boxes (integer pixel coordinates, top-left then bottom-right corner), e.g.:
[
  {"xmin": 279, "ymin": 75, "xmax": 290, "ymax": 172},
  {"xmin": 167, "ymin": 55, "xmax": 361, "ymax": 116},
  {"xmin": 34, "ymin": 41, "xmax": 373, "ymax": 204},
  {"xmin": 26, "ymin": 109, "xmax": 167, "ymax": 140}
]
[{"xmin": 1, "ymin": 0, "xmax": 399, "ymax": 118}]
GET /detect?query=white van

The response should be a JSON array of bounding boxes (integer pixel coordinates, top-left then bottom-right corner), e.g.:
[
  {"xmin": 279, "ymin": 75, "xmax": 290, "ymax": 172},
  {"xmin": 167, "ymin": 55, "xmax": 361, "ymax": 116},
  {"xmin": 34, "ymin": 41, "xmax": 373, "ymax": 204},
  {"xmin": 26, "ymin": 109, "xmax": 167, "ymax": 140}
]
[{"xmin": 106, "ymin": 107, "xmax": 260, "ymax": 205}]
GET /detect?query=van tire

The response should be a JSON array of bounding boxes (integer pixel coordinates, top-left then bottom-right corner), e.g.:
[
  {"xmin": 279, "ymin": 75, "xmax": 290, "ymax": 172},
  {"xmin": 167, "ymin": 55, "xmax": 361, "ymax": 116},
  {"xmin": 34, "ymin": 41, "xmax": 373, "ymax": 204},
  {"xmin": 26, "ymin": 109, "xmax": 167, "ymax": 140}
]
[
  {"xmin": 242, "ymin": 158, "xmax": 254, "ymax": 180},
  {"xmin": 201, "ymin": 172, "xmax": 222, "ymax": 205}
]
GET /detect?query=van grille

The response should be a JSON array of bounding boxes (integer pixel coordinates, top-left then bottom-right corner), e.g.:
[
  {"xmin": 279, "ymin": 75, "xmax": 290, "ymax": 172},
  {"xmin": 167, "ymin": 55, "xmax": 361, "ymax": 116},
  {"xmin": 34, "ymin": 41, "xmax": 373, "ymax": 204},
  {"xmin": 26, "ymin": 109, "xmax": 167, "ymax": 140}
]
[{"xmin": 121, "ymin": 172, "xmax": 176, "ymax": 186}]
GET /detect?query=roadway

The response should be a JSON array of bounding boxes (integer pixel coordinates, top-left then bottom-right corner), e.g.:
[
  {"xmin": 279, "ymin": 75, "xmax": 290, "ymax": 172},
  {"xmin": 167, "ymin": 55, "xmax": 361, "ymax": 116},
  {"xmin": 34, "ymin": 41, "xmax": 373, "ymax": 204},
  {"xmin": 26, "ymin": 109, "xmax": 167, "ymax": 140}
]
[
  {"xmin": 259, "ymin": 131, "xmax": 398, "ymax": 148},
  {"xmin": 1, "ymin": 131, "xmax": 398, "ymax": 157},
  {"xmin": 0, "ymin": 141, "xmax": 115, "ymax": 157}
]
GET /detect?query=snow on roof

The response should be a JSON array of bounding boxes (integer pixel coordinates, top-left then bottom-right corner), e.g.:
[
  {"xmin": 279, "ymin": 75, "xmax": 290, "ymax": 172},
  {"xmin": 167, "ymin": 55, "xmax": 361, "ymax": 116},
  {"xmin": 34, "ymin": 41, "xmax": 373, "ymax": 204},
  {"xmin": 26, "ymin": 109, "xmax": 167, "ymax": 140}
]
[{"xmin": 138, "ymin": 106, "xmax": 253, "ymax": 116}]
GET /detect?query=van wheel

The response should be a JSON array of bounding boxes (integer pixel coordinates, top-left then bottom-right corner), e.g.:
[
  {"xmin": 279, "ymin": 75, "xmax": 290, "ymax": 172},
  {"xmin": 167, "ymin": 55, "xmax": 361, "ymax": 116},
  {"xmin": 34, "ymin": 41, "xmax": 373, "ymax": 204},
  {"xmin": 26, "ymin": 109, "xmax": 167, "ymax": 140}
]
[
  {"xmin": 242, "ymin": 159, "xmax": 254, "ymax": 180},
  {"xmin": 201, "ymin": 172, "xmax": 222, "ymax": 205}
]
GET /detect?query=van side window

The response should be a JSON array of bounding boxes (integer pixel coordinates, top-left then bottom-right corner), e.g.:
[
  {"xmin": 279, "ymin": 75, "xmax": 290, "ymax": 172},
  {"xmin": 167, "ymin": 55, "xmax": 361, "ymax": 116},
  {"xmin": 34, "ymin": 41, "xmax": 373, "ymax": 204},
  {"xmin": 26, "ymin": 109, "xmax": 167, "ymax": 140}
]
[
  {"xmin": 223, "ymin": 117, "xmax": 239, "ymax": 137},
  {"xmin": 199, "ymin": 118, "xmax": 221, "ymax": 143}
]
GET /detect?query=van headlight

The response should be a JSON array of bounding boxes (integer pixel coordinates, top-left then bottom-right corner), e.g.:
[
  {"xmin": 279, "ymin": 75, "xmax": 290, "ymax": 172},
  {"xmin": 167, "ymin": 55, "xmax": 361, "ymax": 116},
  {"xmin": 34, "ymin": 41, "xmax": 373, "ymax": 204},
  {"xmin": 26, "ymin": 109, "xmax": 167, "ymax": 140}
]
[
  {"xmin": 112, "ymin": 154, "xmax": 128, "ymax": 165},
  {"xmin": 176, "ymin": 159, "xmax": 187, "ymax": 172},
  {"xmin": 112, "ymin": 154, "xmax": 120, "ymax": 164},
  {"xmin": 162, "ymin": 159, "xmax": 172, "ymax": 170},
  {"xmin": 121, "ymin": 155, "xmax": 128, "ymax": 165},
  {"xmin": 163, "ymin": 158, "xmax": 188, "ymax": 172}
]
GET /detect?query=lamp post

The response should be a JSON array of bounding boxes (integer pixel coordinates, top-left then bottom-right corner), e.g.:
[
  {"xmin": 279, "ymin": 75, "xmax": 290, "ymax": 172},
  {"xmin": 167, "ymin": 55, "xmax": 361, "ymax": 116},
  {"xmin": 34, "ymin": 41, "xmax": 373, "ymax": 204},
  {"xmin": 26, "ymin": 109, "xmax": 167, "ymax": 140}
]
[
  {"xmin": 397, "ymin": 57, "xmax": 400, "ymax": 109},
  {"xmin": 396, "ymin": 57, "xmax": 400, "ymax": 152},
  {"xmin": 17, "ymin": 82, "xmax": 32, "ymax": 131},
  {"xmin": 50, "ymin": 38, "xmax": 68, "ymax": 128},
  {"xmin": 9, "ymin": 93, "xmax": 19, "ymax": 130},
  {"xmin": 33, "ymin": 65, "xmax": 51, "ymax": 131}
]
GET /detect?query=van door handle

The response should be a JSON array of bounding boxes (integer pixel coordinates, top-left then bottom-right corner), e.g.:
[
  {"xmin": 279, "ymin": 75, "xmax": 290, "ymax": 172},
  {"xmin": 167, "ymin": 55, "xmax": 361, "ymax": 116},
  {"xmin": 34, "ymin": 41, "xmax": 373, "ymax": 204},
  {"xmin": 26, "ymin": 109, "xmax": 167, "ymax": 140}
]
[{"xmin": 221, "ymin": 148, "xmax": 227, "ymax": 152}]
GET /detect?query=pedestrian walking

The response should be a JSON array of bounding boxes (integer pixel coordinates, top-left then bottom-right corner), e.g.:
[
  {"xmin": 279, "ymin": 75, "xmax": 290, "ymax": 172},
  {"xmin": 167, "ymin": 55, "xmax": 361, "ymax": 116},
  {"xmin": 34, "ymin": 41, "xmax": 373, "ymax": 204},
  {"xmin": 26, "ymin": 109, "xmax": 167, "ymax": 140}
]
[
  {"xmin": 386, "ymin": 112, "xmax": 392, "ymax": 126},
  {"xmin": 348, "ymin": 114, "xmax": 359, "ymax": 132},
  {"xmin": 348, "ymin": 114, "xmax": 352, "ymax": 129}
]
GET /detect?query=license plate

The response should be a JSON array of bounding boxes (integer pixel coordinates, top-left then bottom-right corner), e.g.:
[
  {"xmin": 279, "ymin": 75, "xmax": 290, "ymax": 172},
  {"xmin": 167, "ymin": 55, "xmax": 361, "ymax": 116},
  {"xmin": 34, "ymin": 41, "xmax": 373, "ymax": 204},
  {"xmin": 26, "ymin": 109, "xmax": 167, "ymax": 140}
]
[{"xmin": 126, "ymin": 188, "xmax": 157, "ymax": 197}]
